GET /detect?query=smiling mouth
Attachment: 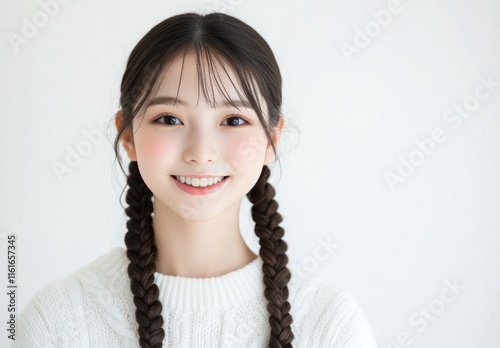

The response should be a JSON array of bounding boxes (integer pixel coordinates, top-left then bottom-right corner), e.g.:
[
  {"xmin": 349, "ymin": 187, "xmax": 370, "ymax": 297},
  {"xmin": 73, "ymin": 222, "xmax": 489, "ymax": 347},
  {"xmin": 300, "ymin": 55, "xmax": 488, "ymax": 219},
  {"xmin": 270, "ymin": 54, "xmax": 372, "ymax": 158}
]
[{"xmin": 170, "ymin": 175, "xmax": 229, "ymax": 187}]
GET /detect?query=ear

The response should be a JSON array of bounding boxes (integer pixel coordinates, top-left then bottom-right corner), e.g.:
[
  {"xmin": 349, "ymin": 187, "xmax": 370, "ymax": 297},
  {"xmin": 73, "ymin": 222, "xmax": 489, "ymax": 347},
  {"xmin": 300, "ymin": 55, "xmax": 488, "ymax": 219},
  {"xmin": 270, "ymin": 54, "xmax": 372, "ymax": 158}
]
[
  {"xmin": 115, "ymin": 110, "xmax": 137, "ymax": 161},
  {"xmin": 264, "ymin": 115, "xmax": 285, "ymax": 165}
]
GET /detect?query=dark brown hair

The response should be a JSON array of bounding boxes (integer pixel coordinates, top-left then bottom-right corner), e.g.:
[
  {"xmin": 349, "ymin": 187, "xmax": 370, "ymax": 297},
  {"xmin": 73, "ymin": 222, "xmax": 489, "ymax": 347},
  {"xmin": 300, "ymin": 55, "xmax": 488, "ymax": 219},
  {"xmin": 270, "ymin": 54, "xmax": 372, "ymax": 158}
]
[{"xmin": 113, "ymin": 12, "xmax": 293, "ymax": 347}]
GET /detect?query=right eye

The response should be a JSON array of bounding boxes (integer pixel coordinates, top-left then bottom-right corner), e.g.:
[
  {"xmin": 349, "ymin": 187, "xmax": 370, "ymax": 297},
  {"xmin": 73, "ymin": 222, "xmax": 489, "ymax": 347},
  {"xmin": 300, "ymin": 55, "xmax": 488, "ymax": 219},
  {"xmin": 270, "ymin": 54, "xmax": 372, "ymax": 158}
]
[{"xmin": 152, "ymin": 114, "xmax": 182, "ymax": 126}]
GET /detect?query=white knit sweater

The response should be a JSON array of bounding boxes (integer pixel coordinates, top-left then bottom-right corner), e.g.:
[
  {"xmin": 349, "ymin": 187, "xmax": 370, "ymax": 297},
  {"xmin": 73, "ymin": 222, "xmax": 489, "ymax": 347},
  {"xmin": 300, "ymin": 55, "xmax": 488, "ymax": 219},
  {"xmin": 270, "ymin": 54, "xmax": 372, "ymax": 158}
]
[{"xmin": 14, "ymin": 247, "xmax": 378, "ymax": 347}]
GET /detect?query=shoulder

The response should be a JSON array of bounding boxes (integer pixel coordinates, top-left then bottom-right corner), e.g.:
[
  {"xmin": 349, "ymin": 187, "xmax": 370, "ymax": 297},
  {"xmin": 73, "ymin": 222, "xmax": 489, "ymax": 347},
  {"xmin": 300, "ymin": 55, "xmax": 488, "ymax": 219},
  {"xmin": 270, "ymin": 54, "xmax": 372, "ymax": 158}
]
[
  {"xmin": 15, "ymin": 247, "xmax": 136, "ymax": 347},
  {"xmin": 287, "ymin": 266, "xmax": 378, "ymax": 348},
  {"xmin": 30, "ymin": 246, "xmax": 131, "ymax": 302}
]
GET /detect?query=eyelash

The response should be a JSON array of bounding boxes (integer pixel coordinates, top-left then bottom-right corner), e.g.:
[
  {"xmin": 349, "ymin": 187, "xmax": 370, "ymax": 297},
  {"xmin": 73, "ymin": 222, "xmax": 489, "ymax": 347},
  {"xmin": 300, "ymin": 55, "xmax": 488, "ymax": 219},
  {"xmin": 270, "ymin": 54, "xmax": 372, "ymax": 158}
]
[{"xmin": 152, "ymin": 113, "xmax": 251, "ymax": 127}]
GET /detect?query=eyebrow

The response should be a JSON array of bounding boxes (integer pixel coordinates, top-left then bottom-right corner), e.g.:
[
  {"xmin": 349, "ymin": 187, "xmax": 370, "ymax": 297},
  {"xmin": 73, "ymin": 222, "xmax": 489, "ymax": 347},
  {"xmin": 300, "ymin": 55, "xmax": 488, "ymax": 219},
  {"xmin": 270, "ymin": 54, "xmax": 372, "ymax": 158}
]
[{"xmin": 146, "ymin": 96, "xmax": 254, "ymax": 110}]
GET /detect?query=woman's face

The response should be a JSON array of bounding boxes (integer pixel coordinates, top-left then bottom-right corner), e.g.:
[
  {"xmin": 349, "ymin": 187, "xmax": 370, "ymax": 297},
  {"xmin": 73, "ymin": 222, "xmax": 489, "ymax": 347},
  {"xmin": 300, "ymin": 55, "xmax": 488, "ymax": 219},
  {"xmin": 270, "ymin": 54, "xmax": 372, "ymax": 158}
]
[{"xmin": 119, "ymin": 52, "xmax": 278, "ymax": 220}]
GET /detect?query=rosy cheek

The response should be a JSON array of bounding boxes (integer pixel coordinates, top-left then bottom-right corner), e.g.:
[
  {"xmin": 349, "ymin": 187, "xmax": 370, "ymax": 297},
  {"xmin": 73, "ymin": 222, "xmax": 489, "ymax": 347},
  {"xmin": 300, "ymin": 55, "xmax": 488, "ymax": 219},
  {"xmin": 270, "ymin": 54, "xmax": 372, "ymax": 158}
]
[
  {"xmin": 137, "ymin": 133, "xmax": 176, "ymax": 161},
  {"xmin": 225, "ymin": 133, "xmax": 268, "ymax": 174}
]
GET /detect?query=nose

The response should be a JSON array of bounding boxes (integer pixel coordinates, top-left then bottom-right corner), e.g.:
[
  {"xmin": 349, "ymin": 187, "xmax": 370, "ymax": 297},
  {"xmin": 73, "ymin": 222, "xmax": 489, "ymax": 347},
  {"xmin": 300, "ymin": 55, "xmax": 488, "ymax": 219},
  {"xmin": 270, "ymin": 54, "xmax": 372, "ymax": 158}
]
[{"xmin": 183, "ymin": 128, "xmax": 218, "ymax": 164}]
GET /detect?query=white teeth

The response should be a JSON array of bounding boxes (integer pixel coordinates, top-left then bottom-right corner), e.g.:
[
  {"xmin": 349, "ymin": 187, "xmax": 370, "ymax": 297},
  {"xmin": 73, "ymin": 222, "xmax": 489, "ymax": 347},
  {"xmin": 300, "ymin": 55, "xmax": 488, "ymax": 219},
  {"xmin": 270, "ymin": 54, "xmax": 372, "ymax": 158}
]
[{"xmin": 175, "ymin": 176, "xmax": 225, "ymax": 187}]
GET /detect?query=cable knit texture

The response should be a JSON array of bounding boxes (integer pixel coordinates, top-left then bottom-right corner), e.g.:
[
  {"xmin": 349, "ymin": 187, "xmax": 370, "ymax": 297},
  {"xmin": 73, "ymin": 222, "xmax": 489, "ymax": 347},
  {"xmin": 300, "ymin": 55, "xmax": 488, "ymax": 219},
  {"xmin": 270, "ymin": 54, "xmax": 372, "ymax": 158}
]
[{"xmin": 14, "ymin": 247, "xmax": 378, "ymax": 347}]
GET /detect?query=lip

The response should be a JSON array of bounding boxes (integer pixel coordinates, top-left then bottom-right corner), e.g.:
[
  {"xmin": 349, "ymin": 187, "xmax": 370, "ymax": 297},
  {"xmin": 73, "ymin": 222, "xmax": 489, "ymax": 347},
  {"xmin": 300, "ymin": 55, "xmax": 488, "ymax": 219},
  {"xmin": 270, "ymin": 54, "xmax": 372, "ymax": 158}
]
[
  {"xmin": 173, "ymin": 174, "xmax": 227, "ymax": 178},
  {"xmin": 171, "ymin": 175, "xmax": 229, "ymax": 195}
]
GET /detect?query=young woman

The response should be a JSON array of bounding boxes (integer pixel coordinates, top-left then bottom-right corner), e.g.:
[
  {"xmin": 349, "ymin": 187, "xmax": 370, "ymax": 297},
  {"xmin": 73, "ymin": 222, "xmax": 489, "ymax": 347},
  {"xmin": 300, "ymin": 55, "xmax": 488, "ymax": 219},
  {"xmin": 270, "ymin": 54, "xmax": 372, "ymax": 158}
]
[{"xmin": 16, "ymin": 12, "xmax": 378, "ymax": 347}]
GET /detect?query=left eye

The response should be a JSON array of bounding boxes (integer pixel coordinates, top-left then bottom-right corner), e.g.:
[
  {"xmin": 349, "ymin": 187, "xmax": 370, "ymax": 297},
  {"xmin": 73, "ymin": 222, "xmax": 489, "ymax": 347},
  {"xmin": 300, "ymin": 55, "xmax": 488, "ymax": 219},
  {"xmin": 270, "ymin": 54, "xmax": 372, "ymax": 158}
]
[
  {"xmin": 222, "ymin": 116, "xmax": 249, "ymax": 127},
  {"xmin": 153, "ymin": 115, "xmax": 181, "ymax": 125}
]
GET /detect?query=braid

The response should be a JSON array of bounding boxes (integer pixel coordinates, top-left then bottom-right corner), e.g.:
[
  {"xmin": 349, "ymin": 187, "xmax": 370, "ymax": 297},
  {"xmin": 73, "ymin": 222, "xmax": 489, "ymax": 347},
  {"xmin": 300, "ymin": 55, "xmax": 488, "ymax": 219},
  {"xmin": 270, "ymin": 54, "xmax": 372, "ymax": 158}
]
[
  {"xmin": 247, "ymin": 165, "xmax": 294, "ymax": 348},
  {"xmin": 124, "ymin": 161, "xmax": 165, "ymax": 347},
  {"xmin": 123, "ymin": 162, "xmax": 292, "ymax": 347}
]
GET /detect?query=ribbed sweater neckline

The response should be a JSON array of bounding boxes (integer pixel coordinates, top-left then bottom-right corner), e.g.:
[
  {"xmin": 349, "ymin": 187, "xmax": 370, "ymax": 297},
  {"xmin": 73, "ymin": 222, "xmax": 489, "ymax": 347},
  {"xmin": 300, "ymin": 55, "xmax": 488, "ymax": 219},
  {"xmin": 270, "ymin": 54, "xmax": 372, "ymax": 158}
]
[{"xmin": 152, "ymin": 255, "xmax": 265, "ymax": 311}]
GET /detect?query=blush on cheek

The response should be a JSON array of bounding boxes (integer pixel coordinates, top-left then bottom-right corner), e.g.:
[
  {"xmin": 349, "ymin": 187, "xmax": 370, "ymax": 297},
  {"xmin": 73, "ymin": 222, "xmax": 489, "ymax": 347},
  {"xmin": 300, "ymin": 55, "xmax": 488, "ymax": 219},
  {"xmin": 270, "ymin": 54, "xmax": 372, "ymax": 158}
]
[
  {"xmin": 227, "ymin": 135, "xmax": 267, "ymax": 173},
  {"xmin": 139, "ymin": 134, "xmax": 176, "ymax": 161}
]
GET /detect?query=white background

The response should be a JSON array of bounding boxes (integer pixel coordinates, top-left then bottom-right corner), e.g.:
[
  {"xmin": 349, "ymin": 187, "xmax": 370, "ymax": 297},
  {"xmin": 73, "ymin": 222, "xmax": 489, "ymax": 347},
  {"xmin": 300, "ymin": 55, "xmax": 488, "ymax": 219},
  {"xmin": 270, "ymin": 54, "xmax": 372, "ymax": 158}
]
[{"xmin": 1, "ymin": 0, "xmax": 499, "ymax": 347}]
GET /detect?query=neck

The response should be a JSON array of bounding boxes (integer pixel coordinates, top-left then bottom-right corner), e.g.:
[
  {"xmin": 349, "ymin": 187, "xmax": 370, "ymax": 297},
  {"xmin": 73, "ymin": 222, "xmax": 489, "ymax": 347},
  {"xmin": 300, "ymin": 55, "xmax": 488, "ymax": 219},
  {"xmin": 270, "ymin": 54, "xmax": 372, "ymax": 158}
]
[{"xmin": 152, "ymin": 195, "xmax": 258, "ymax": 278}]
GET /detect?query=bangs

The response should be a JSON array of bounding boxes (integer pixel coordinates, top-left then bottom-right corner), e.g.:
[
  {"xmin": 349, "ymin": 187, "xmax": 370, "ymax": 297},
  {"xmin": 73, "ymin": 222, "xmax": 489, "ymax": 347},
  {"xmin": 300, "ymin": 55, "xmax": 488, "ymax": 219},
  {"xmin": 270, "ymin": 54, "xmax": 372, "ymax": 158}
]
[{"xmin": 133, "ymin": 46, "xmax": 267, "ymax": 127}]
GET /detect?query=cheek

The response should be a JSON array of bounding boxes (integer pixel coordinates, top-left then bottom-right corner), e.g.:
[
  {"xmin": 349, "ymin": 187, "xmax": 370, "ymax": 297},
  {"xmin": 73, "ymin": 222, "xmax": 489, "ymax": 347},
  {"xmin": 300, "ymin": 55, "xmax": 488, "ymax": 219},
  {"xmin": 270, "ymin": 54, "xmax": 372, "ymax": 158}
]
[
  {"xmin": 136, "ymin": 132, "xmax": 177, "ymax": 161},
  {"xmin": 134, "ymin": 132, "xmax": 178, "ymax": 188},
  {"xmin": 225, "ymin": 132, "xmax": 268, "ymax": 174}
]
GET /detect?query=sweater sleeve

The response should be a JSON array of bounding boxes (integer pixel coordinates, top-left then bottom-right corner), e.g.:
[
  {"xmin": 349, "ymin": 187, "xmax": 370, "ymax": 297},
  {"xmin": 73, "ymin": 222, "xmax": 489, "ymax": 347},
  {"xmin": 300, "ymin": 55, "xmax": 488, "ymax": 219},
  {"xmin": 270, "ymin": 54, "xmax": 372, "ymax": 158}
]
[
  {"xmin": 12, "ymin": 276, "xmax": 86, "ymax": 348},
  {"xmin": 320, "ymin": 287, "xmax": 379, "ymax": 348}
]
